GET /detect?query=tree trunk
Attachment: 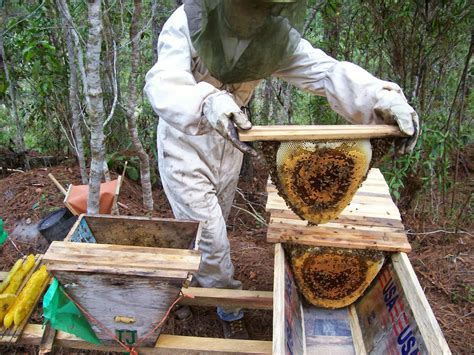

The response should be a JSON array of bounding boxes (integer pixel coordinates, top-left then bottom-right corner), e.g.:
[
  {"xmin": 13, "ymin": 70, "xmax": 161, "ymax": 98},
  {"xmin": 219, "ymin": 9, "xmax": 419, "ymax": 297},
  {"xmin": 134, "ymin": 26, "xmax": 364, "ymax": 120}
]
[
  {"xmin": 260, "ymin": 79, "xmax": 272, "ymax": 125},
  {"xmin": 125, "ymin": 0, "xmax": 154, "ymax": 211},
  {"xmin": 151, "ymin": 0, "xmax": 160, "ymax": 64},
  {"xmin": 0, "ymin": 11, "xmax": 29, "ymax": 170},
  {"xmin": 57, "ymin": 0, "xmax": 88, "ymax": 184},
  {"xmin": 282, "ymin": 82, "xmax": 293, "ymax": 124},
  {"xmin": 85, "ymin": 0, "xmax": 106, "ymax": 214}
]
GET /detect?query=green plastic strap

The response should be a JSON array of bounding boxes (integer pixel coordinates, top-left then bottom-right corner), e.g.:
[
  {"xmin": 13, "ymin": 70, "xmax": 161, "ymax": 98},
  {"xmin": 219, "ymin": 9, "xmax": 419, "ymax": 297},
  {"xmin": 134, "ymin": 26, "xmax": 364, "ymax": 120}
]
[
  {"xmin": 43, "ymin": 278, "xmax": 101, "ymax": 345},
  {"xmin": 0, "ymin": 219, "xmax": 7, "ymax": 246}
]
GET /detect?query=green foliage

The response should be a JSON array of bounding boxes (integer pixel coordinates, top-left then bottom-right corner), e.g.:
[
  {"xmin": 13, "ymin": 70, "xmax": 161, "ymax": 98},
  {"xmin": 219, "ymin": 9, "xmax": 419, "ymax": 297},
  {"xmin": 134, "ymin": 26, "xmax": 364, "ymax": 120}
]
[
  {"xmin": 0, "ymin": 105, "xmax": 12, "ymax": 147},
  {"xmin": 106, "ymin": 151, "xmax": 158, "ymax": 185},
  {"xmin": 1, "ymin": 0, "xmax": 471, "ymax": 225}
]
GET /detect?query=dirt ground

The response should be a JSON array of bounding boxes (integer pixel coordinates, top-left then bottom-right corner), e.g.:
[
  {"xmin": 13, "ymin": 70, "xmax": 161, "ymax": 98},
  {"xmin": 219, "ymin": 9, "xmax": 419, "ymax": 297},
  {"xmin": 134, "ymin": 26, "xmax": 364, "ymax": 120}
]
[{"xmin": 0, "ymin": 157, "xmax": 472, "ymax": 354}]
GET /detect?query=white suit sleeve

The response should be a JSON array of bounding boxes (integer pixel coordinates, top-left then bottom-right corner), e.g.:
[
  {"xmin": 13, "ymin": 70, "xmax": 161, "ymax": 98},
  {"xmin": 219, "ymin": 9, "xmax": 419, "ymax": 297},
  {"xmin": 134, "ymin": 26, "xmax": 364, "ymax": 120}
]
[
  {"xmin": 273, "ymin": 38, "xmax": 405, "ymax": 125},
  {"xmin": 144, "ymin": 7, "xmax": 219, "ymax": 135}
]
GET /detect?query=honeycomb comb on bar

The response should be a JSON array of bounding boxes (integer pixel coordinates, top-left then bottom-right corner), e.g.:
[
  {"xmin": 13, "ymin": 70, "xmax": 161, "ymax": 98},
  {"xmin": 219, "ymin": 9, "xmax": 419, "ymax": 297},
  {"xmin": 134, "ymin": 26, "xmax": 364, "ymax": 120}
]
[
  {"xmin": 273, "ymin": 139, "xmax": 372, "ymax": 225},
  {"xmin": 285, "ymin": 245, "xmax": 385, "ymax": 308}
]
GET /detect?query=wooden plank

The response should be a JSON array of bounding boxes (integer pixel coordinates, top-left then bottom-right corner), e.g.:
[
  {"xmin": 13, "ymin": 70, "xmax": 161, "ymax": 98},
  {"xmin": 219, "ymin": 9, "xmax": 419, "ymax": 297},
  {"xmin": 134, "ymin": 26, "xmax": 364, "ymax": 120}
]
[
  {"xmin": 180, "ymin": 288, "xmax": 273, "ymax": 310},
  {"xmin": 43, "ymin": 241, "xmax": 201, "ymax": 273},
  {"xmin": 79, "ymin": 214, "xmax": 201, "ymax": 250},
  {"xmin": 38, "ymin": 318, "xmax": 56, "ymax": 355},
  {"xmin": 239, "ymin": 125, "xmax": 404, "ymax": 142},
  {"xmin": 272, "ymin": 244, "xmax": 286, "ymax": 355},
  {"xmin": 47, "ymin": 173, "xmax": 67, "ymax": 195},
  {"xmin": 266, "ymin": 198, "xmax": 401, "ymax": 220},
  {"xmin": 19, "ymin": 324, "xmax": 272, "ymax": 354},
  {"xmin": 266, "ymin": 225, "xmax": 411, "ymax": 252},
  {"xmin": 268, "ymin": 210, "xmax": 404, "ymax": 229},
  {"xmin": 392, "ymin": 253, "xmax": 451, "ymax": 354},
  {"xmin": 272, "ymin": 244, "xmax": 304, "ymax": 355},
  {"xmin": 348, "ymin": 305, "xmax": 367, "ymax": 355},
  {"xmin": 266, "ymin": 200, "xmax": 401, "ymax": 220},
  {"xmin": 44, "ymin": 262, "xmax": 190, "ymax": 279},
  {"xmin": 266, "ymin": 233, "xmax": 411, "ymax": 252},
  {"xmin": 269, "ymin": 217, "xmax": 404, "ymax": 233},
  {"xmin": 266, "ymin": 224, "xmax": 408, "ymax": 243},
  {"xmin": 156, "ymin": 335, "xmax": 272, "ymax": 354}
]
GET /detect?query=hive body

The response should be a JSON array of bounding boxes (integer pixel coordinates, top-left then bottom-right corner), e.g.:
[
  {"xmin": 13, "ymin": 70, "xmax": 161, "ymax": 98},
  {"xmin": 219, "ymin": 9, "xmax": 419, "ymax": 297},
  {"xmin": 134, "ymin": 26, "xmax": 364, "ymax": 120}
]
[{"xmin": 43, "ymin": 215, "xmax": 201, "ymax": 346}]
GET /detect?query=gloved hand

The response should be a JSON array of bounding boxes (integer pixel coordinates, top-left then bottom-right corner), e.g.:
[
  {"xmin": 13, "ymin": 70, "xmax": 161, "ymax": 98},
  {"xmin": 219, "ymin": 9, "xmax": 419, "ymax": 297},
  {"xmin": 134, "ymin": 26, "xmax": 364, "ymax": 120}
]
[
  {"xmin": 204, "ymin": 92, "xmax": 259, "ymax": 157},
  {"xmin": 374, "ymin": 87, "xmax": 420, "ymax": 154}
]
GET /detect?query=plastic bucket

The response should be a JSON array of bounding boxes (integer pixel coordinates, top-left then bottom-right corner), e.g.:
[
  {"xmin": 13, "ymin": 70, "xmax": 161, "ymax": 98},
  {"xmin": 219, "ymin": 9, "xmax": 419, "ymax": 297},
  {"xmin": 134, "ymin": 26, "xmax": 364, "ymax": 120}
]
[{"xmin": 38, "ymin": 208, "xmax": 77, "ymax": 243}]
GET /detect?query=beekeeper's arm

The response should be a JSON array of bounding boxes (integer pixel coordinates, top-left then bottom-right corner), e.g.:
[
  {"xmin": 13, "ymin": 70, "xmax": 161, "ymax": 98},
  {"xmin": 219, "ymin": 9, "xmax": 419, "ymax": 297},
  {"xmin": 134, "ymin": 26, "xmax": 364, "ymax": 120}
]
[
  {"xmin": 144, "ymin": 8, "xmax": 255, "ymax": 155},
  {"xmin": 273, "ymin": 39, "xmax": 420, "ymax": 154}
]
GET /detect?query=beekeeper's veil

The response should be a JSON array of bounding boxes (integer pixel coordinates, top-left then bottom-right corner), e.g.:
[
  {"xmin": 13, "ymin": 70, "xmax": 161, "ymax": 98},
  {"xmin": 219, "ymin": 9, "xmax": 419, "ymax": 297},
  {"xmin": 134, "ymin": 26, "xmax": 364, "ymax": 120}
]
[{"xmin": 184, "ymin": 0, "xmax": 307, "ymax": 84}]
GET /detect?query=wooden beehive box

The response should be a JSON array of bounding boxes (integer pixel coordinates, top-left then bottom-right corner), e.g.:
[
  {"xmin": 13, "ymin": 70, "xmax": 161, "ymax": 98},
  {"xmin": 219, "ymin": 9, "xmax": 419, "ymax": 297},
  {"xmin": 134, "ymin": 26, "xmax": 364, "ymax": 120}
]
[
  {"xmin": 43, "ymin": 214, "xmax": 202, "ymax": 347},
  {"xmin": 266, "ymin": 168, "xmax": 412, "ymax": 308},
  {"xmin": 273, "ymin": 244, "xmax": 451, "ymax": 354}
]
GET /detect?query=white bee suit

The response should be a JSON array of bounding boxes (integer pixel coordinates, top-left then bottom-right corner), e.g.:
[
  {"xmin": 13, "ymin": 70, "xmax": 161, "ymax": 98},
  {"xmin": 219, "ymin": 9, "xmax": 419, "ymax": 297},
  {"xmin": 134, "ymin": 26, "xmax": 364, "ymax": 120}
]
[{"xmin": 144, "ymin": 6, "xmax": 417, "ymax": 319}]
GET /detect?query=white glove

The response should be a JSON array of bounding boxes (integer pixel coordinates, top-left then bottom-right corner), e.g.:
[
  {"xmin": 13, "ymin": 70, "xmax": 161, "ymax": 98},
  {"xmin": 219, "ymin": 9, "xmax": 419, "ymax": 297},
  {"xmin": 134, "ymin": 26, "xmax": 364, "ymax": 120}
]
[
  {"xmin": 374, "ymin": 88, "xmax": 420, "ymax": 154},
  {"xmin": 204, "ymin": 92, "xmax": 258, "ymax": 157}
]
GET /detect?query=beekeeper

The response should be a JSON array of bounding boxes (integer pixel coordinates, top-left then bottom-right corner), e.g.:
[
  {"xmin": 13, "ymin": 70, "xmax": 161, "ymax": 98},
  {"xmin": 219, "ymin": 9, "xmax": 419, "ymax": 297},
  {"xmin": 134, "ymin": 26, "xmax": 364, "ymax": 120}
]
[{"xmin": 144, "ymin": 0, "xmax": 419, "ymax": 339}]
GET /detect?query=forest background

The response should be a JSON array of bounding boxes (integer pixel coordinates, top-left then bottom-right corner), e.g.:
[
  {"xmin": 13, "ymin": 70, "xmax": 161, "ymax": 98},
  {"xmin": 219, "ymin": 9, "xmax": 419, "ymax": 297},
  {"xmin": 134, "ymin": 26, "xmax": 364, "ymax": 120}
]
[{"xmin": 0, "ymin": 0, "xmax": 472, "ymax": 351}]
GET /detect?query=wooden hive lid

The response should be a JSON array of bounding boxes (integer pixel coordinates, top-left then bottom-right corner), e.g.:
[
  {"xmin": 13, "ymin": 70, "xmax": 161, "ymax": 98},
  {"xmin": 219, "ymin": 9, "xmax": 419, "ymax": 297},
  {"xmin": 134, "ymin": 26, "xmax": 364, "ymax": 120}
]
[{"xmin": 43, "ymin": 241, "xmax": 201, "ymax": 279}]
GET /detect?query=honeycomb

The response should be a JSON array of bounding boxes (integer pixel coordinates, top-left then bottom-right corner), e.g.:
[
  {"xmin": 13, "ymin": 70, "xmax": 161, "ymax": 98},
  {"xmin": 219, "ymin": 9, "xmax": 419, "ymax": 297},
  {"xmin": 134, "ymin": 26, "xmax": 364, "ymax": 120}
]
[
  {"xmin": 268, "ymin": 139, "xmax": 372, "ymax": 224},
  {"xmin": 285, "ymin": 245, "xmax": 385, "ymax": 308}
]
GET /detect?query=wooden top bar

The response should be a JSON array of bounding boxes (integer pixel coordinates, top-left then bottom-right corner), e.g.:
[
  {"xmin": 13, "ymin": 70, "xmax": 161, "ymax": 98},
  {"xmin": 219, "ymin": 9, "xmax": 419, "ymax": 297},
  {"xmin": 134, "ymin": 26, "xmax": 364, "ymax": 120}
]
[
  {"xmin": 43, "ymin": 241, "xmax": 201, "ymax": 279},
  {"xmin": 265, "ymin": 168, "xmax": 411, "ymax": 252},
  {"xmin": 239, "ymin": 124, "xmax": 404, "ymax": 142}
]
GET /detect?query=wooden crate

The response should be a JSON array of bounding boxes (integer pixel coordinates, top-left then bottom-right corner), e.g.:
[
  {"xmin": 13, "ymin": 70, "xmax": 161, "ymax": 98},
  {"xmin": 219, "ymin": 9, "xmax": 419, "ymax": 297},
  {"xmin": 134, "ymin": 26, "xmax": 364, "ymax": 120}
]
[
  {"xmin": 273, "ymin": 243, "xmax": 451, "ymax": 354},
  {"xmin": 266, "ymin": 168, "xmax": 412, "ymax": 308},
  {"xmin": 43, "ymin": 214, "xmax": 202, "ymax": 347}
]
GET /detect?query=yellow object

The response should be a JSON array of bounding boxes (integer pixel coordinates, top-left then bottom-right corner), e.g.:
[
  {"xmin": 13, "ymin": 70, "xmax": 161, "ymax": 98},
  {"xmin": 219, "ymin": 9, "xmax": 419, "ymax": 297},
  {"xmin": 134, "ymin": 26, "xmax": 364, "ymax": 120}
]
[
  {"xmin": 3, "ymin": 309, "xmax": 13, "ymax": 329},
  {"xmin": 13, "ymin": 265, "xmax": 49, "ymax": 328},
  {"xmin": 0, "ymin": 293, "xmax": 16, "ymax": 323},
  {"xmin": 3, "ymin": 255, "xmax": 35, "ymax": 295},
  {"xmin": 275, "ymin": 140, "xmax": 372, "ymax": 224},
  {"xmin": 0, "ymin": 259, "xmax": 23, "ymax": 293}
]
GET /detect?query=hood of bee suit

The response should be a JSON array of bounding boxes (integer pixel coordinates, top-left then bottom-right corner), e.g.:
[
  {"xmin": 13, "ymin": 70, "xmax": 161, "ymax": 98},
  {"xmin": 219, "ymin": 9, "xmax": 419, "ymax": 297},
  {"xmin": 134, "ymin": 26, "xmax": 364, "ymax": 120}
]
[{"xmin": 183, "ymin": 0, "xmax": 307, "ymax": 84}]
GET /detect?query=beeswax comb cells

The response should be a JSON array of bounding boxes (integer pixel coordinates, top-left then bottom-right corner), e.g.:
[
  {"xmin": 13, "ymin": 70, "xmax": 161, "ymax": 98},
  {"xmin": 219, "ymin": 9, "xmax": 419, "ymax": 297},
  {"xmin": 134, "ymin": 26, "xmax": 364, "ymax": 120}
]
[{"xmin": 263, "ymin": 139, "xmax": 373, "ymax": 225}]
